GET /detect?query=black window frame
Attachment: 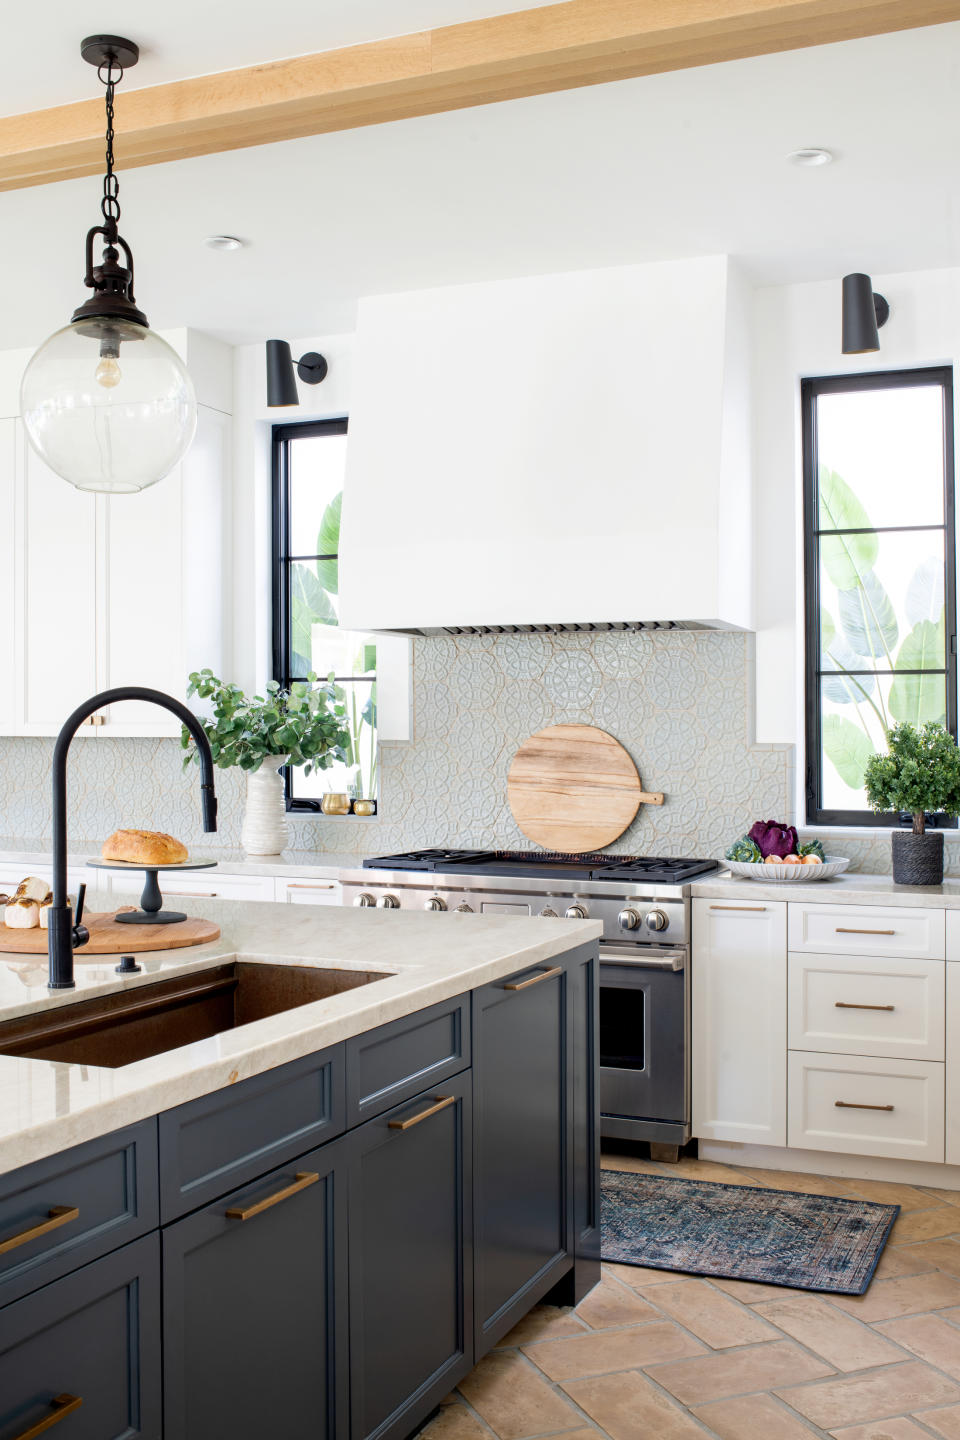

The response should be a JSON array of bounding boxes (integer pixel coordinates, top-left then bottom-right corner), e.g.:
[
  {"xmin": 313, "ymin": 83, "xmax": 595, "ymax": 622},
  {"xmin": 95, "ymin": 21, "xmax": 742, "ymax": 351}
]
[
  {"xmin": 802, "ymin": 365, "xmax": 958, "ymax": 828},
  {"xmin": 272, "ymin": 415, "xmax": 375, "ymax": 815}
]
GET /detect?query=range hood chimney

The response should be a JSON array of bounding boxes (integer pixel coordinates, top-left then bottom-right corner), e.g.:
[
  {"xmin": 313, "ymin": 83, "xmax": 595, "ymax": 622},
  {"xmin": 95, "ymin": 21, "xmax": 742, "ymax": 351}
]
[{"xmin": 339, "ymin": 256, "xmax": 752, "ymax": 635}]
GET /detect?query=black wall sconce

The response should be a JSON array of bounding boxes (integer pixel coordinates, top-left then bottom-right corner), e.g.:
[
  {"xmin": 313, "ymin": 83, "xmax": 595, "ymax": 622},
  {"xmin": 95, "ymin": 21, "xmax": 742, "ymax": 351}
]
[
  {"xmin": 265, "ymin": 339, "xmax": 328, "ymax": 407},
  {"xmin": 841, "ymin": 273, "xmax": 890, "ymax": 354}
]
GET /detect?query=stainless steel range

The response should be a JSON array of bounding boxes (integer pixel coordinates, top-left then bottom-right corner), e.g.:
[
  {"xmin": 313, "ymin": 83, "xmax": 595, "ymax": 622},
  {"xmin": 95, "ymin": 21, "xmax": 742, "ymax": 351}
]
[{"xmin": 340, "ymin": 849, "xmax": 719, "ymax": 1161}]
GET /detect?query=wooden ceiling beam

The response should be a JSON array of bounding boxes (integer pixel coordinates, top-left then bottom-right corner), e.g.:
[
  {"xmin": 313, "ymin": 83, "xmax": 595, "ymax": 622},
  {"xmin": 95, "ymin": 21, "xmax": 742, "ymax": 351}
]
[{"xmin": 2, "ymin": 0, "xmax": 959, "ymax": 191}]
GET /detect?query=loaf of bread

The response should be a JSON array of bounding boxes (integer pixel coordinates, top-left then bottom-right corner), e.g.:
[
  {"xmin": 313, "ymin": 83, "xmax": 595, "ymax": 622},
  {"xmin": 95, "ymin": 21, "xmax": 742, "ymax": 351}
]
[{"xmin": 102, "ymin": 830, "xmax": 189, "ymax": 865}]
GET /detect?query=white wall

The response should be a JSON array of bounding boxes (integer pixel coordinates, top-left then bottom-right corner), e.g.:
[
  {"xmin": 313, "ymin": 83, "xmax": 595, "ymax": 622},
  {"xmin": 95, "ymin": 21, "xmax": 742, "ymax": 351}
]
[{"xmin": 752, "ymin": 267, "xmax": 960, "ymax": 789}]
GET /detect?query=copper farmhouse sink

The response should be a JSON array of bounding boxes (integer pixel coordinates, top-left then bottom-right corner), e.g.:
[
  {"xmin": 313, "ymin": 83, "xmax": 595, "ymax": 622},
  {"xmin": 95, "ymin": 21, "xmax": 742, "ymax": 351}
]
[{"xmin": 0, "ymin": 961, "xmax": 392, "ymax": 1068}]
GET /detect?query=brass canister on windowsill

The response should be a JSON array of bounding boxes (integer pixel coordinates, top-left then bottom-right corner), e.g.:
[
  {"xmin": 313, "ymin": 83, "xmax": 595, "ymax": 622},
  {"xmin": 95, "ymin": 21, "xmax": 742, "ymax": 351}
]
[
  {"xmin": 320, "ymin": 793, "xmax": 351, "ymax": 816},
  {"xmin": 352, "ymin": 799, "xmax": 377, "ymax": 816}
]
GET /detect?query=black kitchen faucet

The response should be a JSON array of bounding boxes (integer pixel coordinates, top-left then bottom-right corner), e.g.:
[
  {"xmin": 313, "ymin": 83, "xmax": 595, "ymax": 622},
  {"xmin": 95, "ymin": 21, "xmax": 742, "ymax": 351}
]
[{"xmin": 48, "ymin": 687, "xmax": 218, "ymax": 990}]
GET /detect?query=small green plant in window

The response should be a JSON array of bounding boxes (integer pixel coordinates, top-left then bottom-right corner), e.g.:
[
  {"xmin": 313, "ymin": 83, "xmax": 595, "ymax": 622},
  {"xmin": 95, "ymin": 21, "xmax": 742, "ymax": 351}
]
[{"xmin": 180, "ymin": 670, "xmax": 350, "ymax": 775}]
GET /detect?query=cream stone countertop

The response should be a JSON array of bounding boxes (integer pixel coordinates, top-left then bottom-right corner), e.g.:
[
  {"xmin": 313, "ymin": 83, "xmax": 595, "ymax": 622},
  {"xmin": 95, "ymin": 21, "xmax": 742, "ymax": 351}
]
[
  {"xmin": 692, "ymin": 870, "xmax": 960, "ymax": 909},
  {"xmin": 0, "ymin": 892, "xmax": 600, "ymax": 1176},
  {"xmin": 0, "ymin": 839, "xmax": 357, "ymax": 878}
]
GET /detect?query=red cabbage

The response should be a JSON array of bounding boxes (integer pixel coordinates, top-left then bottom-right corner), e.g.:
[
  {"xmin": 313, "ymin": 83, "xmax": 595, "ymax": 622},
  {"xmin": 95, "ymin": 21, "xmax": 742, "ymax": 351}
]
[{"xmin": 747, "ymin": 819, "xmax": 799, "ymax": 858}]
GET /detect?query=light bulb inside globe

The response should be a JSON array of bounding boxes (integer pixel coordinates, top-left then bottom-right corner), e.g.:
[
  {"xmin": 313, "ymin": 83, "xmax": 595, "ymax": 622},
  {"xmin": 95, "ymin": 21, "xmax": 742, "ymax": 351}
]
[
  {"xmin": 95, "ymin": 355, "xmax": 122, "ymax": 388},
  {"xmin": 21, "ymin": 319, "xmax": 197, "ymax": 494}
]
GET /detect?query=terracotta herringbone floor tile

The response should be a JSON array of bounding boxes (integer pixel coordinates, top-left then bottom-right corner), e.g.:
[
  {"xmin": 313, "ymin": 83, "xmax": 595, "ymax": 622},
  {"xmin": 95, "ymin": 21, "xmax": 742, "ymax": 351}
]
[
  {"xmin": 919, "ymin": 1404, "xmax": 960, "ymax": 1438},
  {"xmin": 691, "ymin": 1392, "xmax": 823, "ymax": 1438},
  {"xmin": 775, "ymin": 1362, "xmax": 960, "ymax": 1428},
  {"xmin": 560, "ymin": 1370, "xmax": 710, "ymax": 1440},
  {"xmin": 752, "ymin": 1294, "xmax": 904, "ymax": 1371},
  {"xmin": 831, "ymin": 1421, "xmax": 943, "ymax": 1440},
  {"xmin": 438, "ymin": 1153, "xmax": 960, "ymax": 1440}
]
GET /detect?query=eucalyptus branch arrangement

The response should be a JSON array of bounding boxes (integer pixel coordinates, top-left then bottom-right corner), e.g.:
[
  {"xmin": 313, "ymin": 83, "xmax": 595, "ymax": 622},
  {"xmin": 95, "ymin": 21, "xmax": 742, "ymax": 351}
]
[
  {"xmin": 180, "ymin": 670, "xmax": 350, "ymax": 775},
  {"xmin": 864, "ymin": 722, "xmax": 960, "ymax": 834}
]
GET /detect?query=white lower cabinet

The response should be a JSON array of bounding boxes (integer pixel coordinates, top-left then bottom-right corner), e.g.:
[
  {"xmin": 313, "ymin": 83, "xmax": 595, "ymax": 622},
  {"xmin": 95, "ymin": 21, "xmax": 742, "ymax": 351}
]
[
  {"xmin": 787, "ymin": 1051, "xmax": 945, "ymax": 1164},
  {"xmin": 692, "ymin": 898, "xmax": 787, "ymax": 1145},
  {"xmin": 788, "ymin": 951, "xmax": 945, "ymax": 1062},
  {"xmin": 105, "ymin": 869, "xmax": 275, "ymax": 905},
  {"xmin": 274, "ymin": 879, "xmax": 342, "ymax": 906},
  {"xmin": 948, "ymin": 964, "xmax": 960, "ymax": 1166}
]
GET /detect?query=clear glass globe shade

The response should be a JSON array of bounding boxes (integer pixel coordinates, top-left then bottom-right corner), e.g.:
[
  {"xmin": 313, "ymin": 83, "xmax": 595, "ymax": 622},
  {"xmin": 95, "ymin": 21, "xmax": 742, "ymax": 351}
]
[{"xmin": 20, "ymin": 319, "xmax": 197, "ymax": 494}]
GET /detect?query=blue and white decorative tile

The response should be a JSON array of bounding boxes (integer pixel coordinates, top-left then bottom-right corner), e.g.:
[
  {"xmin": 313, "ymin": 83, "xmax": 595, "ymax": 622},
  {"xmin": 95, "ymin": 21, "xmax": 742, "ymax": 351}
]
[{"xmin": 543, "ymin": 650, "xmax": 602, "ymax": 711}]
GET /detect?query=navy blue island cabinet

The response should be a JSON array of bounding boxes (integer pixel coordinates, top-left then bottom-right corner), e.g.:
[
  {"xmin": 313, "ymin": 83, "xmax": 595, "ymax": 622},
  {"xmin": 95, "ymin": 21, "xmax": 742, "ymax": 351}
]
[{"xmin": 0, "ymin": 940, "xmax": 598, "ymax": 1440}]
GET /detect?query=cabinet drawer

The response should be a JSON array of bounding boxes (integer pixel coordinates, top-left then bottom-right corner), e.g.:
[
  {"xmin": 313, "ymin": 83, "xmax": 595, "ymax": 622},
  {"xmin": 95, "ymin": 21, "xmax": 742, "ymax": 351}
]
[
  {"xmin": 788, "ymin": 952, "xmax": 945, "ymax": 1061},
  {"xmin": 275, "ymin": 878, "xmax": 343, "ymax": 906},
  {"xmin": 0, "ymin": 1120, "xmax": 158, "ymax": 1309},
  {"xmin": 788, "ymin": 1051, "xmax": 944, "ymax": 1162},
  {"xmin": 345, "ymin": 996, "xmax": 470, "ymax": 1127},
  {"xmin": 788, "ymin": 903, "xmax": 944, "ymax": 960},
  {"xmin": 158, "ymin": 1046, "xmax": 345, "ymax": 1221},
  {"xmin": 0, "ymin": 1233, "xmax": 161, "ymax": 1440},
  {"xmin": 108, "ymin": 869, "xmax": 276, "ymax": 904}
]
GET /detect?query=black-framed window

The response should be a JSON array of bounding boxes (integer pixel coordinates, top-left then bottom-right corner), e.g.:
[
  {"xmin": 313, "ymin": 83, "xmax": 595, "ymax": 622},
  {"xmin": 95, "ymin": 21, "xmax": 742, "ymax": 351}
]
[
  {"xmin": 803, "ymin": 367, "xmax": 957, "ymax": 827},
  {"xmin": 272, "ymin": 418, "xmax": 378, "ymax": 813}
]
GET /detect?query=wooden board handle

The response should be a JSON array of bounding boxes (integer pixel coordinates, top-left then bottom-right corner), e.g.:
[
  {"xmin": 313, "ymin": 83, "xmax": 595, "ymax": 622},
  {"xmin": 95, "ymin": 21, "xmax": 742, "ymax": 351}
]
[{"xmin": 637, "ymin": 790, "xmax": 665, "ymax": 806}]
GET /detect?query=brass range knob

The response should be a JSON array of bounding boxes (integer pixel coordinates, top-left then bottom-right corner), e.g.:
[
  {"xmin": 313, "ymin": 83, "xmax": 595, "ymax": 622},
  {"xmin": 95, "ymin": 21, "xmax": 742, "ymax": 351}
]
[
  {"xmin": 540, "ymin": 906, "xmax": 558, "ymax": 918},
  {"xmin": 353, "ymin": 893, "xmax": 376, "ymax": 908},
  {"xmin": 377, "ymin": 894, "xmax": 400, "ymax": 909},
  {"xmin": 646, "ymin": 908, "xmax": 669, "ymax": 932},
  {"xmin": 455, "ymin": 903, "xmax": 474, "ymax": 913},
  {"xmin": 424, "ymin": 895, "xmax": 448, "ymax": 912},
  {"xmin": 618, "ymin": 908, "xmax": 642, "ymax": 931},
  {"xmin": 565, "ymin": 903, "xmax": 589, "ymax": 920}
]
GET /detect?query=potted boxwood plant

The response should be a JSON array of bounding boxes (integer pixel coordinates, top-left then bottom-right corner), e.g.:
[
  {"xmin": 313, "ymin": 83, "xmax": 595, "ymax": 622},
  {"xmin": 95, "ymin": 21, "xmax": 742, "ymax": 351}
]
[
  {"xmin": 181, "ymin": 670, "xmax": 350, "ymax": 856},
  {"xmin": 864, "ymin": 721, "xmax": 960, "ymax": 885}
]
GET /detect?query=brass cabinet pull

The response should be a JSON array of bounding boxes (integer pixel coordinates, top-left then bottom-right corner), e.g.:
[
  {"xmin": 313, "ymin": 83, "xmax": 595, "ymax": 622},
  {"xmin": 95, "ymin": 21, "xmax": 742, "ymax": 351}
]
[
  {"xmin": 835, "ymin": 1100, "xmax": 895, "ymax": 1112},
  {"xmin": 709, "ymin": 905, "xmax": 766, "ymax": 912},
  {"xmin": 503, "ymin": 965, "xmax": 563, "ymax": 991},
  {"xmin": 226, "ymin": 1171, "xmax": 318, "ymax": 1221},
  {"xmin": 287, "ymin": 883, "xmax": 337, "ymax": 891},
  {"xmin": 82, "ymin": 713, "xmax": 106, "ymax": 727},
  {"xmin": 835, "ymin": 1001, "xmax": 896, "ymax": 1012},
  {"xmin": 0, "ymin": 1206, "xmax": 80, "ymax": 1257},
  {"xmin": 835, "ymin": 927, "xmax": 895, "ymax": 936},
  {"xmin": 12, "ymin": 1394, "xmax": 82, "ymax": 1439},
  {"xmin": 388, "ymin": 1095, "xmax": 456, "ymax": 1131},
  {"xmin": 164, "ymin": 890, "xmax": 218, "ymax": 898}
]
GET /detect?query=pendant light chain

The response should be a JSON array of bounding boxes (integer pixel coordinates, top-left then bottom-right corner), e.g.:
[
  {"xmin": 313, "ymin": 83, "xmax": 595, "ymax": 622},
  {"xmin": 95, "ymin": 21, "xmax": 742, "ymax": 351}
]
[{"xmin": 97, "ymin": 57, "xmax": 123, "ymax": 237}]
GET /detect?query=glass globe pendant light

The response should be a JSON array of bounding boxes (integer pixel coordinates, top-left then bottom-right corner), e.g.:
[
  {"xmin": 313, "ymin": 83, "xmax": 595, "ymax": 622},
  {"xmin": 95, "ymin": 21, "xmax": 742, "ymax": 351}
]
[{"xmin": 20, "ymin": 37, "xmax": 196, "ymax": 494}]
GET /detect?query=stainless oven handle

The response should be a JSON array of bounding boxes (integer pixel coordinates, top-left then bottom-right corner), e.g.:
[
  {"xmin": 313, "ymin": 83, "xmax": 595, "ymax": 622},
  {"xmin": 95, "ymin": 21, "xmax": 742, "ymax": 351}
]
[{"xmin": 599, "ymin": 946, "xmax": 686, "ymax": 972}]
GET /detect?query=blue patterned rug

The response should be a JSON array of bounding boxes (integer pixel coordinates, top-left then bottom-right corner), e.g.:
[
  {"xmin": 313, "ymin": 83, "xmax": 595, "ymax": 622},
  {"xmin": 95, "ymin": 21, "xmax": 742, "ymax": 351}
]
[{"xmin": 601, "ymin": 1171, "xmax": 899, "ymax": 1295}]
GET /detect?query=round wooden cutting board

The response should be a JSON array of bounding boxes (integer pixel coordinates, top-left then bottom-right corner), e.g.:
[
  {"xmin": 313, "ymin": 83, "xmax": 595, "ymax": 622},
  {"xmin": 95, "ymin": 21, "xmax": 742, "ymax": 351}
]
[
  {"xmin": 0, "ymin": 913, "xmax": 220, "ymax": 956},
  {"xmin": 507, "ymin": 724, "xmax": 664, "ymax": 853}
]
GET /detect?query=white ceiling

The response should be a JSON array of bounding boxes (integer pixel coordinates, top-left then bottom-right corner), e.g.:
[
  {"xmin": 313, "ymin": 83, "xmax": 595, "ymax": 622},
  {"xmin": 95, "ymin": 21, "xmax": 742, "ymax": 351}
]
[
  {"xmin": 2, "ymin": 19, "xmax": 960, "ymax": 349},
  {"xmin": 0, "ymin": 0, "xmax": 562, "ymax": 114}
]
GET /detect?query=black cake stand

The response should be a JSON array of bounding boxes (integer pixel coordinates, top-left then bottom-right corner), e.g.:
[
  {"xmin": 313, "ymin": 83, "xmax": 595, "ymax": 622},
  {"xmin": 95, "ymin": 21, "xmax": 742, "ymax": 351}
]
[{"xmin": 87, "ymin": 858, "xmax": 219, "ymax": 924}]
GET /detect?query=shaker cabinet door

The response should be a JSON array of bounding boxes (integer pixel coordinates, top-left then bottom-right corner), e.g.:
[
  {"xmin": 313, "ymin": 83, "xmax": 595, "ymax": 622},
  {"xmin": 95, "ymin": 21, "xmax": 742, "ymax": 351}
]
[
  {"xmin": 473, "ymin": 960, "xmax": 572, "ymax": 1348},
  {"xmin": 0, "ymin": 1234, "xmax": 161, "ymax": 1440},
  {"xmin": 348, "ymin": 1072, "xmax": 473, "ymax": 1440},
  {"xmin": 162, "ymin": 1140, "xmax": 347, "ymax": 1440},
  {"xmin": 692, "ymin": 898, "xmax": 788, "ymax": 1145}
]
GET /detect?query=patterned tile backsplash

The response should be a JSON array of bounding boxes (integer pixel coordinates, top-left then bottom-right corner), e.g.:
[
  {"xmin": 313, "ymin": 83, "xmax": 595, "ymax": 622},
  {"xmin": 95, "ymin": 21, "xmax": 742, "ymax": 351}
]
[{"xmin": 0, "ymin": 629, "xmax": 940, "ymax": 874}]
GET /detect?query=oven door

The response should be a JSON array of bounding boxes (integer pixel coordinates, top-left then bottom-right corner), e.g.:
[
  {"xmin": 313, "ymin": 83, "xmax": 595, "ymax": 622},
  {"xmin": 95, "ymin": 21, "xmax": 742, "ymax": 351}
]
[{"xmin": 599, "ymin": 945, "xmax": 689, "ymax": 1136}]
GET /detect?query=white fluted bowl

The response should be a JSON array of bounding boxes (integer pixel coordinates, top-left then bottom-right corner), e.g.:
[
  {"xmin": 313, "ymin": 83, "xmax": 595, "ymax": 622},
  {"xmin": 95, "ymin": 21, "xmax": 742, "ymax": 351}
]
[{"xmin": 722, "ymin": 855, "xmax": 851, "ymax": 882}]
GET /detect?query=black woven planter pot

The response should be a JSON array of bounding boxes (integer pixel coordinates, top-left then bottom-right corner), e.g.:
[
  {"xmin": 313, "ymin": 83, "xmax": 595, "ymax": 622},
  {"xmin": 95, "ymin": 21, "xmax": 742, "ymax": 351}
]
[{"xmin": 891, "ymin": 830, "xmax": 944, "ymax": 886}]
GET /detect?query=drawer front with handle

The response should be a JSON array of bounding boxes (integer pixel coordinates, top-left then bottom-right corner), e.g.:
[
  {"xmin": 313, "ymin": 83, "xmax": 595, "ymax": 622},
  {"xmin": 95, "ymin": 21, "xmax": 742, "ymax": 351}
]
[
  {"xmin": 158, "ymin": 1045, "xmax": 344, "ymax": 1221},
  {"xmin": 275, "ymin": 879, "xmax": 343, "ymax": 907},
  {"xmin": 788, "ymin": 952, "xmax": 945, "ymax": 1061},
  {"xmin": 345, "ymin": 995, "xmax": 470, "ymax": 1128},
  {"xmin": 0, "ymin": 1233, "xmax": 161, "ymax": 1439},
  {"xmin": 788, "ymin": 904, "xmax": 944, "ymax": 960},
  {"xmin": 787, "ymin": 1051, "xmax": 945, "ymax": 1162},
  {"xmin": 107, "ymin": 869, "xmax": 276, "ymax": 903},
  {"xmin": 0, "ymin": 1120, "xmax": 158, "ymax": 1308}
]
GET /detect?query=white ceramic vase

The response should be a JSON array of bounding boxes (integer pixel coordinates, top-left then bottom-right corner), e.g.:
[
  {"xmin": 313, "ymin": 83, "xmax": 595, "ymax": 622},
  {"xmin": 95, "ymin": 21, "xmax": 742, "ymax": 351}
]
[{"xmin": 241, "ymin": 760, "xmax": 289, "ymax": 857}]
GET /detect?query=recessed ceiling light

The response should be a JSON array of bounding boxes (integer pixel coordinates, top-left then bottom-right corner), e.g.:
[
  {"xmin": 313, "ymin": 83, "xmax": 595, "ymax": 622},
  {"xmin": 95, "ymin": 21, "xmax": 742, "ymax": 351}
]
[
  {"xmin": 203, "ymin": 235, "xmax": 245, "ymax": 251},
  {"xmin": 787, "ymin": 148, "xmax": 834, "ymax": 168}
]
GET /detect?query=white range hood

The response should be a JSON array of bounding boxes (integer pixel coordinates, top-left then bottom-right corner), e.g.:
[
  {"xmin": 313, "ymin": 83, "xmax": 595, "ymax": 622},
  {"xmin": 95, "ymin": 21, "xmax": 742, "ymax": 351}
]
[{"xmin": 339, "ymin": 255, "xmax": 753, "ymax": 634}]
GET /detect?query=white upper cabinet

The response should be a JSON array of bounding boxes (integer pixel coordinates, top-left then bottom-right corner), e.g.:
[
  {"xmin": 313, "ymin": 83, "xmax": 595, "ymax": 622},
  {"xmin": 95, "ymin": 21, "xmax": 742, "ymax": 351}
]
[
  {"xmin": 1, "ymin": 332, "xmax": 231, "ymax": 738},
  {"xmin": 340, "ymin": 255, "xmax": 753, "ymax": 633}
]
